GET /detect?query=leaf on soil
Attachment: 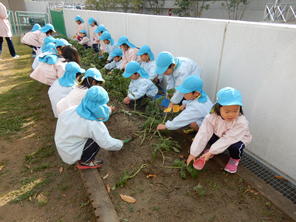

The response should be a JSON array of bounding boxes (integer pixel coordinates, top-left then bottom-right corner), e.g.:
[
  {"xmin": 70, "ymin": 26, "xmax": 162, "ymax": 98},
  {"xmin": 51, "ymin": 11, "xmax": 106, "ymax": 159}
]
[
  {"xmin": 103, "ymin": 173, "xmax": 109, "ymax": 180},
  {"xmin": 35, "ymin": 193, "xmax": 48, "ymax": 205},
  {"xmin": 146, "ymin": 174, "xmax": 156, "ymax": 179},
  {"xmin": 59, "ymin": 167, "xmax": 63, "ymax": 174},
  {"xmin": 120, "ymin": 194, "xmax": 136, "ymax": 203}
]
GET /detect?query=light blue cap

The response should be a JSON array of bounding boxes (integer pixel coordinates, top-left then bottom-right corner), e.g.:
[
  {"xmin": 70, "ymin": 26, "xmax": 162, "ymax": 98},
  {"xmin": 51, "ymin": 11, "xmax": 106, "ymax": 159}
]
[
  {"xmin": 137, "ymin": 45, "xmax": 154, "ymax": 61},
  {"xmin": 176, "ymin": 75, "xmax": 208, "ymax": 103},
  {"xmin": 59, "ymin": 62, "xmax": 85, "ymax": 87},
  {"xmin": 84, "ymin": 68, "xmax": 105, "ymax": 82},
  {"xmin": 41, "ymin": 36, "xmax": 56, "ymax": 52},
  {"xmin": 116, "ymin": 36, "xmax": 136, "ymax": 48},
  {"xmin": 41, "ymin": 42, "xmax": 57, "ymax": 54},
  {"xmin": 39, "ymin": 54, "xmax": 58, "ymax": 64},
  {"xmin": 74, "ymin": 15, "xmax": 84, "ymax": 23},
  {"xmin": 95, "ymin": 24, "xmax": 107, "ymax": 34},
  {"xmin": 79, "ymin": 29, "xmax": 87, "ymax": 35},
  {"xmin": 99, "ymin": 31, "xmax": 114, "ymax": 45},
  {"xmin": 216, "ymin": 87, "xmax": 243, "ymax": 106},
  {"xmin": 76, "ymin": 86, "xmax": 111, "ymax": 122},
  {"xmin": 40, "ymin": 24, "xmax": 56, "ymax": 33},
  {"xmin": 88, "ymin": 17, "xmax": 97, "ymax": 25},
  {"xmin": 31, "ymin": 23, "xmax": 41, "ymax": 32},
  {"xmin": 110, "ymin": 48, "xmax": 123, "ymax": 59},
  {"xmin": 155, "ymin": 51, "xmax": 176, "ymax": 75},
  {"xmin": 55, "ymin": 38, "xmax": 71, "ymax": 47},
  {"xmin": 122, "ymin": 61, "xmax": 149, "ymax": 79}
]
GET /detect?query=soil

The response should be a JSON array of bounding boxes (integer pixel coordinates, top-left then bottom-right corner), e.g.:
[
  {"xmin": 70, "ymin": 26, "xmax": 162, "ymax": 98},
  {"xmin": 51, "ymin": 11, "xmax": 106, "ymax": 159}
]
[{"xmin": 99, "ymin": 108, "xmax": 294, "ymax": 222}]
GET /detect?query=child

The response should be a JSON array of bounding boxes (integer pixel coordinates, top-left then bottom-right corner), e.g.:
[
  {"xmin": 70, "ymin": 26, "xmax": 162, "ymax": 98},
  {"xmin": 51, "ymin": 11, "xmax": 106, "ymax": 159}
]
[
  {"xmin": 94, "ymin": 24, "xmax": 107, "ymax": 52},
  {"xmin": 157, "ymin": 75, "xmax": 213, "ymax": 131},
  {"xmin": 21, "ymin": 23, "xmax": 55, "ymax": 50},
  {"xmin": 77, "ymin": 30, "xmax": 90, "ymax": 49},
  {"xmin": 155, "ymin": 51, "xmax": 201, "ymax": 106},
  {"xmin": 56, "ymin": 68, "xmax": 104, "ymax": 115},
  {"xmin": 137, "ymin": 45, "xmax": 157, "ymax": 81},
  {"xmin": 30, "ymin": 42, "xmax": 61, "ymax": 85},
  {"xmin": 32, "ymin": 37, "xmax": 57, "ymax": 70},
  {"xmin": 186, "ymin": 87, "xmax": 252, "ymax": 174},
  {"xmin": 26, "ymin": 23, "xmax": 41, "ymax": 56},
  {"xmin": 73, "ymin": 15, "xmax": 85, "ymax": 40},
  {"xmin": 116, "ymin": 36, "xmax": 139, "ymax": 70},
  {"xmin": 54, "ymin": 86, "xmax": 123, "ymax": 169},
  {"xmin": 30, "ymin": 43, "xmax": 77, "ymax": 86},
  {"xmin": 48, "ymin": 62, "xmax": 85, "ymax": 118},
  {"xmin": 104, "ymin": 48, "xmax": 123, "ymax": 70},
  {"xmin": 122, "ymin": 61, "xmax": 158, "ymax": 106},
  {"xmin": 99, "ymin": 31, "xmax": 116, "ymax": 60},
  {"xmin": 88, "ymin": 17, "xmax": 99, "ymax": 52}
]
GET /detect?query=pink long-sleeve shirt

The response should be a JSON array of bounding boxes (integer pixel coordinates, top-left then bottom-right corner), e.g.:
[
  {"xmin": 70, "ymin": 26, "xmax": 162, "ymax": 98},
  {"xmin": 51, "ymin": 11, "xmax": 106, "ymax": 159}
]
[
  {"xmin": 0, "ymin": 2, "xmax": 12, "ymax": 37},
  {"xmin": 120, "ymin": 48, "xmax": 139, "ymax": 69},
  {"xmin": 21, "ymin": 30, "xmax": 46, "ymax": 48},
  {"xmin": 190, "ymin": 113, "xmax": 252, "ymax": 157}
]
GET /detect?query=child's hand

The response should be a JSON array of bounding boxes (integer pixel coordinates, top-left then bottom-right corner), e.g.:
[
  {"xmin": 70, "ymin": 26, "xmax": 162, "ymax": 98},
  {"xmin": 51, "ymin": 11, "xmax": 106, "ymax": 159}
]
[
  {"xmin": 200, "ymin": 151, "xmax": 213, "ymax": 161},
  {"xmin": 109, "ymin": 106, "xmax": 116, "ymax": 112},
  {"xmin": 186, "ymin": 154, "xmax": 196, "ymax": 165},
  {"xmin": 157, "ymin": 124, "xmax": 166, "ymax": 131},
  {"xmin": 123, "ymin": 97, "xmax": 131, "ymax": 104},
  {"xmin": 180, "ymin": 104, "xmax": 186, "ymax": 110}
]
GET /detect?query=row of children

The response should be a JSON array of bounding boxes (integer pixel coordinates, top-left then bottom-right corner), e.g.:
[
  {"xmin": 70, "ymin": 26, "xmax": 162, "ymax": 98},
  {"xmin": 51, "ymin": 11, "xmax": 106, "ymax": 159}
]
[{"xmin": 22, "ymin": 16, "xmax": 252, "ymax": 173}]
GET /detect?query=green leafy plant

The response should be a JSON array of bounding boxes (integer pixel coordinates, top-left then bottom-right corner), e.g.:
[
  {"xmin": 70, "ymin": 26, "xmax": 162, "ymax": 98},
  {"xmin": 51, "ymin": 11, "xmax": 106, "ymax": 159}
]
[
  {"xmin": 171, "ymin": 159, "xmax": 199, "ymax": 179},
  {"xmin": 115, "ymin": 164, "xmax": 147, "ymax": 188},
  {"xmin": 193, "ymin": 183, "xmax": 207, "ymax": 196}
]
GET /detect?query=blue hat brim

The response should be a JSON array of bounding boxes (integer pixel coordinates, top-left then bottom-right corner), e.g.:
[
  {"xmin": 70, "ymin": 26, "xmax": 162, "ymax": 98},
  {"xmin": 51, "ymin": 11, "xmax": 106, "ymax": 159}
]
[
  {"xmin": 156, "ymin": 65, "xmax": 169, "ymax": 75},
  {"xmin": 175, "ymin": 85, "xmax": 191, "ymax": 94},
  {"xmin": 122, "ymin": 72, "xmax": 133, "ymax": 78}
]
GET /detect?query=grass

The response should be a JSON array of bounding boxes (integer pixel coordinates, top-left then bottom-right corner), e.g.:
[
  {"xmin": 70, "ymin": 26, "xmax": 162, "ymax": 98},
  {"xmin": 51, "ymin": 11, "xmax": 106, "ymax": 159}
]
[{"xmin": 0, "ymin": 37, "xmax": 45, "ymax": 137}]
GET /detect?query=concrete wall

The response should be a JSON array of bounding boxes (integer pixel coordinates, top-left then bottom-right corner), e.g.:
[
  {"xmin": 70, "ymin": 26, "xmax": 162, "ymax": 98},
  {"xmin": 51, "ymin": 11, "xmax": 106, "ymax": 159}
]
[{"xmin": 63, "ymin": 9, "xmax": 296, "ymax": 184}]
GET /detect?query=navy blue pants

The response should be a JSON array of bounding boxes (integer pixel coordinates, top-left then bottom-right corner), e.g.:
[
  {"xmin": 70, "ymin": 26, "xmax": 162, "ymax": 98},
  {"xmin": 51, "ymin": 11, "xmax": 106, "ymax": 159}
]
[
  {"xmin": 0, "ymin": 37, "xmax": 16, "ymax": 57},
  {"xmin": 208, "ymin": 134, "xmax": 245, "ymax": 159},
  {"xmin": 80, "ymin": 139, "xmax": 100, "ymax": 162}
]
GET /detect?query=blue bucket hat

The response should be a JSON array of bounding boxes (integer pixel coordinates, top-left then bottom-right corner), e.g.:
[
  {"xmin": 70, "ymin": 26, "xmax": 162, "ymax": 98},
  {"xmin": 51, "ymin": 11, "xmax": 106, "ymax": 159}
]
[
  {"xmin": 59, "ymin": 62, "xmax": 85, "ymax": 87},
  {"xmin": 155, "ymin": 51, "xmax": 177, "ymax": 75},
  {"xmin": 76, "ymin": 86, "xmax": 111, "ymax": 122},
  {"xmin": 176, "ymin": 75, "xmax": 208, "ymax": 103},
  {"xmin": 216, "ymin": 87, "xmax": 243, "ymax": 106},
  {"xmin": 40, "ymin": 24, "xmax": 56, "ymax": 33},
  {"xmin": 41, "ymin": 36, "xmax": 56, "ymax": 52},
  {"xmin": 137, "ymin": 45, "xmax": 154, "ymax": 61},
  {"xmin": 88, "ymin": 17, "xmax": 97, "ymax": 25},
  {"xmin": 55, "ymin": 39, "xmax": 71, "ymax": 48},
  {"xmin": 122, "ymin": 61, "xmax": 149, "ymax": 79},
  {"xmin": 99, "ymin": 31, "xmax": 114, "ymax": 45},
  {"xmin": 74, "ymin": 15, "xmax": 84, "ymax": 23},
  {"xmin": 39, "ymin": 54, "xmax": 58, "ymax": 65},
  {"xmin": 31, "ymin": 23, "xmax": 41, "ymax": 32},
  {"xmin": 110, "ymin": 48, "xmax": 123, "ymax": 59},
  {"xmin": 116, "ymin": 36, "xmax": 136, "ymax": 48},
  {"xmin": 79, "ymin": 29, "xmax": 87, "ymax": 35},
  {"xmin": 95, "ymin": 24, "xmax": 107, "ymax": 34},
  {"xmin": 83, "ymin": 68, "xmax": 105, "ymax": 82},
  {"xmin": 41, "ymin": 42, "xmax": 57, "ymax": 54}
]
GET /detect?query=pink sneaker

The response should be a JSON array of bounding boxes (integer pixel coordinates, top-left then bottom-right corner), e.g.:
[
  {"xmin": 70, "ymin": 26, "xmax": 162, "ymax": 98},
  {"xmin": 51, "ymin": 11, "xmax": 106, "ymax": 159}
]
[
  {"xmin": 193, "ymin": 157, "xmax": 206, "ymax": 170},
  {"xmin": 224, "ymin": 158, "xmax": 240, "ymax": 173}
]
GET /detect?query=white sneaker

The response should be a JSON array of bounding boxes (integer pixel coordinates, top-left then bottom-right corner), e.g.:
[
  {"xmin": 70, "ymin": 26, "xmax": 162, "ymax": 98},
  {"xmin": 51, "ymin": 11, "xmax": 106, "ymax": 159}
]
[{"xmin": 13, "ymin": 55, "xmax": 20, "ymax": 58}]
